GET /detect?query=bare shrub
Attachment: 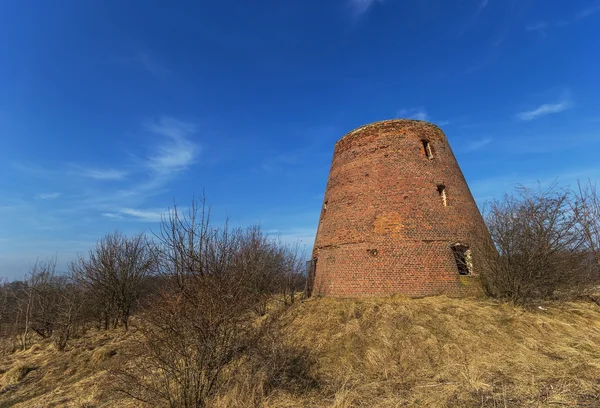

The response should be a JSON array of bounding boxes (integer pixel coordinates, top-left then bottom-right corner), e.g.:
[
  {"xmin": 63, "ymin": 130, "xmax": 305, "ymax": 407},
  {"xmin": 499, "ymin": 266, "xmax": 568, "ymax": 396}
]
[
  {"xmin": 70, "ymin": 231, "xmax": 157, "ymax": 330},
  {"xmin": 278, "ymin": 241, "xmax": 307, "ymax": 305},
  {"xmin": 480, "ymin": 184, "xmax": 589, "ymax": 303},
  {"xmin": 121, "ymin": 280, "xmax": 267, "ymax": 407},
  {"xmin": 51, "ymin": 278, "xmax": 87, "ymax": 351},
  {"xmin": 233, "ymin": 226, "xmax": 306, "ymax": 314},
  {"xmin": 572, "ymin": 180, "xmax": 600, "ymax": 274},
  {"xmin": 8, "ymin": 259, "xmax": 87, "ymax": 351},
  {"xmin": 118, "ymin": 196, "xmax": 309, "ymax": 407}
]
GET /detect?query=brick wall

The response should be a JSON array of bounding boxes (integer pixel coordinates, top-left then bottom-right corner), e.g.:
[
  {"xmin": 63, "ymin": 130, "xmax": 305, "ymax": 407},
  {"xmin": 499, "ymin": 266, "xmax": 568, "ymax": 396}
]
[{"xmin": 311, "ymin": 119, "xmax": 490, "ymax": 297}]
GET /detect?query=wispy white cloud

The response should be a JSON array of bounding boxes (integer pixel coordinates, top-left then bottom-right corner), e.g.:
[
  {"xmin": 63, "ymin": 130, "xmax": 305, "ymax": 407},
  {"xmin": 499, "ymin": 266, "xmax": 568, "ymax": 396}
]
[
  {"xmin": 81, "ymin": 117, "xmax": 200, "ymax": 210},
  {"xmin": 102, "ymin": 208, "xmax": 166, "ymax": 222},
  {"xmin": 527, "ymin": 2, "xmax": 600, "ymax": 33},
  {"xmin": 557, "ymin": 1, "xmax": 600, "ymax": 26},
  {"xmin": 101, "ymin": 212, "xmax": 123, "ymax": 220},
  {"xmin": 3, "ymin": 117, "xmax": 201, "ymax": 278},
  {"xmin": 526, "ymin": 22, "xmax": 549, "ymax": 32},
  {"xmin": 38, "ymin": 192, "xmax": 61, "ymax": 200},
  {"xmin": 13, "ymin": 116, "xmax": 200, "ymax": 223},
  {"xmin": 144, "ymin": 117, "xmax": 200, "ymax": 176},
  {"xmin": 460, "ymin": 0, "xmax": 491, "ymax": 35},
  {"xmin": 475, "ymin": 0, "xmax": 489, "ymax": 18},
  {"xmin": 463, "ymin": 137, "xmax": 493, "ymax": 152},
  {"xmin": 397, "ymin": 108, "xmax": 428, "ymax": 121},
  {"xmin": 72, "ymin": 166, "xmax": 128, "ymax": 180},
  {"xmin": 576, "ymin": 2, "xmax": 600, "ymax": 19},
  {"xmin": 516, "ymin": 101, "xmax": 570, "ymax": 121},
  {"xmin": 349, "ymin": 0, "xmax": 385, "ymax": 17},
  {"xmin": 117, "ymin": 208, "xmax": 166, "ymax": 222}
]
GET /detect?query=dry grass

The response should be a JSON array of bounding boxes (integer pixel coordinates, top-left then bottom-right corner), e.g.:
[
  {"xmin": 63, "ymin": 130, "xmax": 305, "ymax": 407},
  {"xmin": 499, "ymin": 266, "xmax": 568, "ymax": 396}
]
[
  {"xmin": 0, "ymin": 330, "xmax": 138, "ymax": 408},
  {"xmin": 273, "ymin": 296, "xmax": 600, "ymax": 407},
  {"xmin": 2, "ymin": 363, "xmax": 36, "ymax": 385},
  {"xmin": 1, "ymin": 296, "xmax": 600, "ymax": 407}
]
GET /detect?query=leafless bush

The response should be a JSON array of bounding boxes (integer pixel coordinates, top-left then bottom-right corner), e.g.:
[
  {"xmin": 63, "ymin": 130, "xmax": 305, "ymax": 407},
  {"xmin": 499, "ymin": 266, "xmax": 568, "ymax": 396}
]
[
  {"xmin": 121, "ymin": 279, "xmax": 270, "ymax": 407},
  {"xmin": 27, "ymin": 258, "xmax": 61, "ymax": 339},
  {"xmin": 5, "ymin": 258, "xmax": 60, "ymax": 350},
  {"xmin": 232, "ymin": 226, "xmax": 306, "ymax": 315},
  {"xmin": 278, "ymin": 241, "xmax": 307, "ymax": 305},
  {"xmin": 155, "ymin": 196, "xmax": 305, "ymax": 305},
  {"xmin": 572, "ymin": 180, "xmax": 600, "ymax": 275},
  {"xmin": 118, "ymin": 196, "xmax": 309, "ymax": 406},
  {"xmin": 51, "ymin": 277, "xmax": 87, "ymax": 351},
  {"xmin": 70, "ymin": 231, "xmax": 157, "ymax": 330},
  {"xmin": 0, "ymin": 259, "xmax": 88, "ymax": 351},
  {"xmin": 480, "ymin": 184, "xmax": 590, "ymax": 303}
]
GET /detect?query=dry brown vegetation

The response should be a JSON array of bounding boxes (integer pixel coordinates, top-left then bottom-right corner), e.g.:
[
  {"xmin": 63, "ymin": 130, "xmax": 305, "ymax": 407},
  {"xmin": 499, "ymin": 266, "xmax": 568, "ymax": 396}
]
[
  {"xmin": 3, "ymin": 186, "xmax": 600, "ymax": 407},
  {"xmin": 479, "ymin": 182, "xmax": 600, "ymax": 303},
  {"xmin": 2, "ymin": 295, "xmax": 600, "ymax": 407}
]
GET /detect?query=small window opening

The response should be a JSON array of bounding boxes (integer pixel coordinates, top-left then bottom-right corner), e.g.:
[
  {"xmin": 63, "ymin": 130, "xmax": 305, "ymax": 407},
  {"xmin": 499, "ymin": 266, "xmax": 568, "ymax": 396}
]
[
  {"xmin": 437, "ymin": 185, "xmax": 447, "ymax": 206},
  {"xmin": 323, "ymin": 201, "xmax": 328, "ymax": 212},
  {"xmin": 452, "ymin": 244, "xmax": 473, "ymax": 275},
  {"xmin": 422, "ymin": 140, "xmax": 434, "ymax": 159}
]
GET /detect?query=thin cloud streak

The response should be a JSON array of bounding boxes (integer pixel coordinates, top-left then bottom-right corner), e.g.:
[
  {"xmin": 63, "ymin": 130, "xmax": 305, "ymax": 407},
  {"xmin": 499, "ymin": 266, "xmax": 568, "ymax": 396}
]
[
  {"xmin": 101, "ymin": 213, "xmax": 123, "ymax": 220},
  {"xmin": 78, "ymin": 117, "xmax": 200, "ymax": 215},
  {"xmin": 527, "ymin": 2, "xmax": 600, "ymax": 33},
  {"xmin": 526, "ymin": 22, "xmax": 548, "ymax": 32},
  {"xmin": 143, "ymin": 117, "xmax": 200, "ymax": 176},
  {"xmin": 349, "ymin": 0, "xmax": 385, "ymax": 17},
  {"xmin": 39, "ymin": 192, "xmax": 61, "ymax": 200},
  {"xmin": 463, "ymin": 137, "xmax": 493, "ymax": 152},
  {"xmin": 118, "ymin": 208, "xmax": 167, "ymax": 222},
  {"xmin": 475, "ymin": 0, "xmax": 489, "ymax": 18},
  {"xmin": 516, "ymin": 102, "xmax": 570, "ymax": 121},
  {"xmin": 72, "ymin": 166, "xmax": 128, "ymax": 180},
  {"xmin": 397, "ymin": 108, "xmax": 428, "ymax": 121},
  {"xmin": 12, "ymin": 117, "xmax": 201, "ymax": 223}
]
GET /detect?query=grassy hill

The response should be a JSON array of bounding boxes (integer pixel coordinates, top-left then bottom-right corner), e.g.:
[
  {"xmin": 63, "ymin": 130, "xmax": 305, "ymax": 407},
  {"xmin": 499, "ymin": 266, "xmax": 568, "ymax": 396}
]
[{"xmin": 2, "ymin": 296, "xmax": 600, "ymax": 407}]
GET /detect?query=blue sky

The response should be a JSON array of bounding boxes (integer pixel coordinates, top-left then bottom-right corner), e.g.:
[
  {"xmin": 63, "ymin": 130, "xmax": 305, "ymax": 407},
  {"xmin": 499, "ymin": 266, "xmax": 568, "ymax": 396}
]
[{"xmin": 1, "ymin": 0, "xmax": 600, "ymax": 279}]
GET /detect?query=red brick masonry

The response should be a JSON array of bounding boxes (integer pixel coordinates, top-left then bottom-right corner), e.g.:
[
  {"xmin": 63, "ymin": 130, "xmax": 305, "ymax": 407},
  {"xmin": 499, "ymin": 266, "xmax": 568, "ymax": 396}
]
[{"xmin": 310, "ymin": 120, "xmax": 490, "ymax": 297}]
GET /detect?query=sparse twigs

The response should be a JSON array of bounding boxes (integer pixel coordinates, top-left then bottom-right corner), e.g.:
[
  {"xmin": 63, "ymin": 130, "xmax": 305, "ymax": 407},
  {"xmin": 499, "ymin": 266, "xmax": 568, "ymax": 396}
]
[
  {"xmin": 118, "ymin": 196, "xmax": 308, "ymax": 407},
  {"xmin": 572, "ymin": 180, "xmax": 600, "ymax": 274},
  {"xmin": 0, "ymin": 258, "xmax": 88, "ymax": 351},
  {"xmin": 70, "ymin": 231, "xmax": 158, "ymax": 331},
  {"xmin": 480, "ymin": 183, "xmax": 596, "ymax": 304}
]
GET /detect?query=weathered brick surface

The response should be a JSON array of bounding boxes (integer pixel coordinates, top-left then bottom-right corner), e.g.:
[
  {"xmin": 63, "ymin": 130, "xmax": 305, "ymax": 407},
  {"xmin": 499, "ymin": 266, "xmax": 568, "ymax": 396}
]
[{"xmin": 311, "ymin": 120, "xmax": 490, "ymax": 297}]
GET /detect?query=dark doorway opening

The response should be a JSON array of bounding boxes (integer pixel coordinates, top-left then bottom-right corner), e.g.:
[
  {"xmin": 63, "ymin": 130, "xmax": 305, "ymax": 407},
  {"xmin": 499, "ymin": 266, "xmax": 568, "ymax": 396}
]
[
  {"xmin": 305, "ymin": 258, "xmax": 317, "ymax": 297},
  {"xmin": 451, "ymin": 244, "xmax": 472, "ymax": 275}
]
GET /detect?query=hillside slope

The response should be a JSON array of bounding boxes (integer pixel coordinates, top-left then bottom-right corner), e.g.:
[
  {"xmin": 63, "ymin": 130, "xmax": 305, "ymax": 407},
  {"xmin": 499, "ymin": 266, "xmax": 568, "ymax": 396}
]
[{"xmin": 2, "ymin": 296, "xmax": 600, "ymax": 407}]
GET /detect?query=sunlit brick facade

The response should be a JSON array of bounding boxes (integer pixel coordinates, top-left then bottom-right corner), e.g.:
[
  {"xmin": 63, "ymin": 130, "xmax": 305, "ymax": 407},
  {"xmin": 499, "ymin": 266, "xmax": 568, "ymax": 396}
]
[{"xmin": 309, "ymin": 120, "xmax": 490, "ymax": 297}]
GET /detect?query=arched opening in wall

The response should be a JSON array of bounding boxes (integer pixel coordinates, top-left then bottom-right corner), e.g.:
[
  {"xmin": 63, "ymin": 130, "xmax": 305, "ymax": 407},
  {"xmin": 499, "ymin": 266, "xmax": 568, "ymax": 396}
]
[
  {"xmin": 437, "ymin": 185, "xmax": 447, "ymax": 206},
  {"xmin": 323, "ymin": 201, "xmax": 328, "ymax": 213},
  {"xmin": 422, "ymin": 139, "xmax": 434, "ymax": 159},
  {"xmin": 451, "ymin": 244, "xmax": 472, "ymax": 275}
]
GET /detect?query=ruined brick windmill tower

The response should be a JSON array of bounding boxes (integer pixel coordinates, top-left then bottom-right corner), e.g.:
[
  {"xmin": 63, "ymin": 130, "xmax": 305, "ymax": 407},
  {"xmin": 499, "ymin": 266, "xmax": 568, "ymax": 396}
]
[{"xmin": 308, "ymin": 119, "xmax": 490, "ymax": 297}]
